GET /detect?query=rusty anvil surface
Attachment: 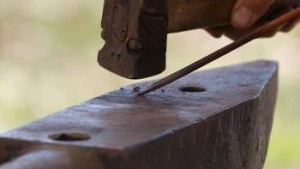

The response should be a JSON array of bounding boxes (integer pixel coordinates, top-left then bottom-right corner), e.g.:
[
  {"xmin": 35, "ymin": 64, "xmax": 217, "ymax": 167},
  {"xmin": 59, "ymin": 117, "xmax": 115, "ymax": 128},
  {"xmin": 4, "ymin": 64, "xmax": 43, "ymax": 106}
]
[{"xmin": 0, "ymin": 61, "xmax": 278, "ymax": 169}]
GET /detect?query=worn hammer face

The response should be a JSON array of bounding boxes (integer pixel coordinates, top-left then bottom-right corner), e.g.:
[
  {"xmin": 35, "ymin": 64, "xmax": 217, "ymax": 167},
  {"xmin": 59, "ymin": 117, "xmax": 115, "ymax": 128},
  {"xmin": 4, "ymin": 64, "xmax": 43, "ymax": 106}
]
[{"xmin": 98, "ymin": 0, "xmax": 168, "ymax": 79}]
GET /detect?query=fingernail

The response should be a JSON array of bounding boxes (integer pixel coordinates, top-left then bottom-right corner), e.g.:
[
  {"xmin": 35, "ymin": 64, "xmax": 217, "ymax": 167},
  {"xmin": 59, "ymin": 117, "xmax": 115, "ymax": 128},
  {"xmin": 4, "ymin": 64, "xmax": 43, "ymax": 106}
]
[{"xmin": 232, "ymin": 7, "xmax": 257, "ymax": 29}]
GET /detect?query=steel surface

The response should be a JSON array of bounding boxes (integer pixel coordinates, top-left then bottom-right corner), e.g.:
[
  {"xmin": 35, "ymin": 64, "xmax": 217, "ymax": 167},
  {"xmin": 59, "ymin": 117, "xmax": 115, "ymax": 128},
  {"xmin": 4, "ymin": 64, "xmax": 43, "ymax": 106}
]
[{"xmin": 0, "ymin": 61, "xmax": 278, "ymax": 169}]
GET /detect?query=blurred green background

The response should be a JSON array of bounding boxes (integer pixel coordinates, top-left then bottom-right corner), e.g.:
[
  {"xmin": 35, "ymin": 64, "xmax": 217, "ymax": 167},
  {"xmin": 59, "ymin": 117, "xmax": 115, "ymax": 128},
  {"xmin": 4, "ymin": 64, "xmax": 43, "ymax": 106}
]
[{"xmin": 0, "ymin": 1, "xmax": 299, "ymax": 168}]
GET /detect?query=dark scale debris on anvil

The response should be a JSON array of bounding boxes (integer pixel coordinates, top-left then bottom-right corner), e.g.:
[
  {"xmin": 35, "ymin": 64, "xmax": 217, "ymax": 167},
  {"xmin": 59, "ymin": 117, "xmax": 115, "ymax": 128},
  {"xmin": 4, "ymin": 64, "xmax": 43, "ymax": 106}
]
[
  {"xmin": 132, "ymin": 86, "xmax": 141, "ymax": 93},
  {"xmin": 0, "ymin": 61, "xmax": 279, "ymax": 169},
  {"xmin": 0, "ymin": 0, "xmax": 299, "ymax": 168}
]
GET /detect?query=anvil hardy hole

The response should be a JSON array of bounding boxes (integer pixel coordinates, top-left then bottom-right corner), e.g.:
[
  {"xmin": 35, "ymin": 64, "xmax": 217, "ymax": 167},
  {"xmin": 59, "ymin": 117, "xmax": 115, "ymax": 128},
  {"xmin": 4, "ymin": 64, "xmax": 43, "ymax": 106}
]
[
  {"xmin": 180, "ymin": 86, "xmax": 206, "ymax": 93},
  {"xmin": 49, "ymin": 132, "xmax": 91, "ymax": 142}
]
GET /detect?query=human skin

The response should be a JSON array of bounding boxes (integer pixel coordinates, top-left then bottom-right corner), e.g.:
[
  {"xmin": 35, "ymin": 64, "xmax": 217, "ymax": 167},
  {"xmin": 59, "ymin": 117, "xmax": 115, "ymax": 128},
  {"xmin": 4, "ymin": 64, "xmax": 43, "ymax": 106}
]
[{"xmin": 207, "ymin": 0, "xmax": 300, "ymax": 39}]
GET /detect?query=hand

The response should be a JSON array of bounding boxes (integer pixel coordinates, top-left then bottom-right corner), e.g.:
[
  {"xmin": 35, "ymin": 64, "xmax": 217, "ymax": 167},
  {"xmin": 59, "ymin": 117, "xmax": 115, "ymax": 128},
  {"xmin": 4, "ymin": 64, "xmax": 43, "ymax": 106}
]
[
  {"xmin": 206, "ymin": 0, "xmax": 300, "ymax": 39},
  {"xmin": 232, "ymin": 0, "xmax": 275, "ymax": 29}
]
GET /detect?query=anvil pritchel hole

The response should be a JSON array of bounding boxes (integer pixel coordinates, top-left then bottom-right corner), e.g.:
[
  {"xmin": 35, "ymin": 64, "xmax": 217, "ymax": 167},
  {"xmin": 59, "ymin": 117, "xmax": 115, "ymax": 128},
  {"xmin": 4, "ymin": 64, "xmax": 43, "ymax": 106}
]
[
  {"xmin": 49, "ymin": 132, "xmax": 91, "ymax": 142},
  {"xmin": 179, "ymin": 86, "xmax": 206, "ymax": 93}
]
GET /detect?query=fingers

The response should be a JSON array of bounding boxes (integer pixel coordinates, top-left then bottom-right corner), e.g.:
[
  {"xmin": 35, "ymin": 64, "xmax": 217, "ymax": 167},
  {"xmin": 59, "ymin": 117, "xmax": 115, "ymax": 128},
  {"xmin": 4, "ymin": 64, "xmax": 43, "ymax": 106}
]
[
  {"xmin": 281, "ymin": 16, "xmax": 300, "ymax": 32},
  {"xmin": 222, "ymin": 26, "xmax": 254, "ymax": 40},
  {"xmin": 206, "ymin": 1, "xmax": 299, "ymax": 40},
  {"xmin": 205, "ymin": 27, "xmax": 224, "ymax": 38},
  {"xmin": 232, "ymin": 0, "xmax": 275, "ymax": 29}
]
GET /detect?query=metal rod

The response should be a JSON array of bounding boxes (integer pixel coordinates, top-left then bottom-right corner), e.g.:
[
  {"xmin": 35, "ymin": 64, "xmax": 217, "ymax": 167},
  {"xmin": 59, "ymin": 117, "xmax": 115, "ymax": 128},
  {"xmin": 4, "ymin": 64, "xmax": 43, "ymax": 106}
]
[{"xmin": 138, "ymin": 7, "xmax": 300, "ymax": 96}]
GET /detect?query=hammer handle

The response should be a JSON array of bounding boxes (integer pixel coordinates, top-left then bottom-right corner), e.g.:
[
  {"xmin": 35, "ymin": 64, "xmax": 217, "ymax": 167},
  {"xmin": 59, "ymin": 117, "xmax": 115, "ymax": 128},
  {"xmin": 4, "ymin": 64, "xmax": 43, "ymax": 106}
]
[{"xmin": 168, "ymin": 0, "xmax": 300, "ymax": 32}]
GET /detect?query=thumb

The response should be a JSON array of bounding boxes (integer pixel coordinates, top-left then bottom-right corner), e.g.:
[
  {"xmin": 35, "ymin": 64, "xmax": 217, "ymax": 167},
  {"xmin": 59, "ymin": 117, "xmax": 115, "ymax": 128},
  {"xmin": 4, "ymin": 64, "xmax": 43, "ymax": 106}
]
[{"xmin": 231, "ymin": 0, "xmax": 274, "ymax": 29}]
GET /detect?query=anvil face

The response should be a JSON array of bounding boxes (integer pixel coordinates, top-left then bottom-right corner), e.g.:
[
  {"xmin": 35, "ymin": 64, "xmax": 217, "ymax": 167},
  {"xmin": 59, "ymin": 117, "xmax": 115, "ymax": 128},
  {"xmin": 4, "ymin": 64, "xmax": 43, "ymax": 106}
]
[{"xmin": 0, "ymin": 61, "xmax": 278, "ymax": 169}]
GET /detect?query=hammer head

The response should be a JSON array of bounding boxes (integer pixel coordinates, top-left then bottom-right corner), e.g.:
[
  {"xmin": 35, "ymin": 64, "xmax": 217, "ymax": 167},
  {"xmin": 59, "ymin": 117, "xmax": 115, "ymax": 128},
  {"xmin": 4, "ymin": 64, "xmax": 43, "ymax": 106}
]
[
  {"xmin": 98, "ymin": 0, "xmax": 298, "ymax": 79},
  {"xmin": 98, "ymin": 0, "xmax": 239, "ymax": 79},
  {"xmin": 98, "ymin": 0, "xmax": 168, "ymax": 79}
]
